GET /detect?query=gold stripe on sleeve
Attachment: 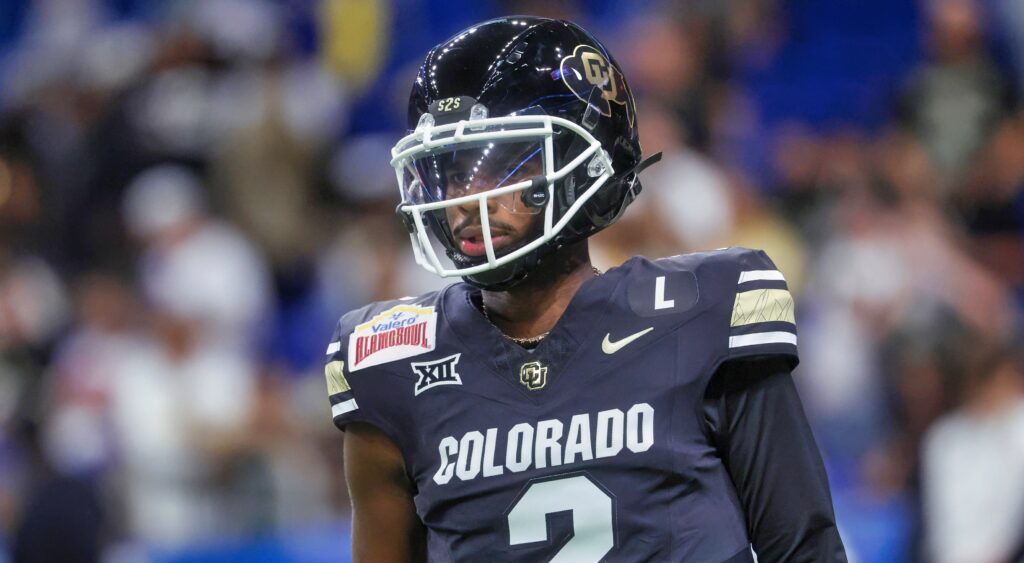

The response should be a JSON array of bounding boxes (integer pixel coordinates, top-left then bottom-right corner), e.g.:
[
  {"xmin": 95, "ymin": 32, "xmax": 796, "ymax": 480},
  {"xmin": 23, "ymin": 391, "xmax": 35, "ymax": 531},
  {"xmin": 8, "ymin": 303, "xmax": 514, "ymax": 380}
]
[
  {"xmin": 325, "ymin": 360, "xmax": 351, "ymax": 395},
  {"xmin": 730, "ymin": 289, "xmax": 795, "ymax": 327}
]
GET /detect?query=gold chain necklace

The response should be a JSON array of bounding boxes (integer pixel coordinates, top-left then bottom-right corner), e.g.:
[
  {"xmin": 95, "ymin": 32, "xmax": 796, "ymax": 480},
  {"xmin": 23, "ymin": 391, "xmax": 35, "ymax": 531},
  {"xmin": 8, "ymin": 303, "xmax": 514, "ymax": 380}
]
[{"xmin": 480, "ymin": 267, "xmax": 602, "ymax": 346}]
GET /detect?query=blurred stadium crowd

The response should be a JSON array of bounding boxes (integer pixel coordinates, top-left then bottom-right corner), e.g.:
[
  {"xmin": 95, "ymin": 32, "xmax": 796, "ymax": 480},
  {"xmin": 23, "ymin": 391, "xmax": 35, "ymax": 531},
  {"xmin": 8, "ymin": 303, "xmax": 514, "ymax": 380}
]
[{"xmin": 0, "ymin": 0, "xmax": 1023, "ymax": 561}]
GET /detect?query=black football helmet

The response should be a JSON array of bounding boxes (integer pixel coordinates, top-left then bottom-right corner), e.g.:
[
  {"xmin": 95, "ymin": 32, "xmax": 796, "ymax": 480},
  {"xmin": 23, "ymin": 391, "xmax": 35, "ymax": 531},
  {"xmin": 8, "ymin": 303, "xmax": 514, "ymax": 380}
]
[{"xmin": 391, "ymin": 16, "xmax": 658, "ymax": 289}]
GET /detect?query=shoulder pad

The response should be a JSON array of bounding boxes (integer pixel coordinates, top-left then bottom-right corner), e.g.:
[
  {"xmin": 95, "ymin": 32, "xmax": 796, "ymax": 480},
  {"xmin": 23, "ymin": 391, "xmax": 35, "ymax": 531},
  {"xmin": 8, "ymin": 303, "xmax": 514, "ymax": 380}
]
[
  {"xmin": 654, "ymin": 246, "xmax": 779, "ymax": 276},
  {"xmin": 654, "ymin": 247, "xmax": 798, "ymax": 364},
  {"xmin": 323, "ymin": 290, "xmax": 443, "ymax": 431}
]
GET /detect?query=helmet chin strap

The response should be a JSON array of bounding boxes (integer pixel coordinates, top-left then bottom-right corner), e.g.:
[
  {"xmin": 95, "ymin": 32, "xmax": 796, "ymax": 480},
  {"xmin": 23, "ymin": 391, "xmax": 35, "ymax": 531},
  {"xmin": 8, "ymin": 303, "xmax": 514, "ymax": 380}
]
[
  {"xmin": 462, "ymin": 257, "xmax": 537, "ymax": 290},
  {"xmin": 632, "ymin": 152, "xmax": 664, "ymax": 175},
  {"xmin": 464, "ymin": 238, "xmax": 592, "ymax": 291}
]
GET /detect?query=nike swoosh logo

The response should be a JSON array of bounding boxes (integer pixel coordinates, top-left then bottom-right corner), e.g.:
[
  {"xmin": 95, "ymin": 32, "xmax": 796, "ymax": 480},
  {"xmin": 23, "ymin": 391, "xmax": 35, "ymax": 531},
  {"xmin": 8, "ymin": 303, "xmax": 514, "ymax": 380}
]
[{"xmin": 602, "ymin": 327, "xmax": 655, "ymax": 354}]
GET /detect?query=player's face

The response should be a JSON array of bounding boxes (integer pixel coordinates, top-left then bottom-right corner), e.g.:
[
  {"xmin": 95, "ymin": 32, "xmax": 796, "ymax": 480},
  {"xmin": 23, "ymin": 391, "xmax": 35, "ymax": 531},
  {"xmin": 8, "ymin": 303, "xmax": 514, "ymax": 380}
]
[{"xmin": 441, "ymin": 147, "xmax": 544, "ymax": 257}]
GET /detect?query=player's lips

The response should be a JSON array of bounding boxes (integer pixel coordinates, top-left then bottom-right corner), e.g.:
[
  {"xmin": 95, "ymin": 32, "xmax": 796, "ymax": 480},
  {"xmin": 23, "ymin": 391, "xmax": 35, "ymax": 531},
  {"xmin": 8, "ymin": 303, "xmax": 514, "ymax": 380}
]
[{"xmin": 455, "ymin": 225, "xmax": 513, "ymax": 256}]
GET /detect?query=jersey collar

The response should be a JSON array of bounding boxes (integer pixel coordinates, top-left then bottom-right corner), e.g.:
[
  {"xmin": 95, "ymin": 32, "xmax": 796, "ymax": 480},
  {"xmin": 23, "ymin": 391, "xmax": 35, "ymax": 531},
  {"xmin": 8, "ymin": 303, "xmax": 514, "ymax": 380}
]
[{"xmin": 442, "ymin": 265, "xmax": 627, "ymax": 401}]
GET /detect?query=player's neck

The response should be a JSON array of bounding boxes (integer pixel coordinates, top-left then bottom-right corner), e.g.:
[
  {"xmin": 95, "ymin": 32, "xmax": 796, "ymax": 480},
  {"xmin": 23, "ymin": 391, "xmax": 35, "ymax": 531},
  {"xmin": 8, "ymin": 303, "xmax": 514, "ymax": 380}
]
[{"xmin": 480, "ymin": 242, "xmax": 595, "ymax": 340}]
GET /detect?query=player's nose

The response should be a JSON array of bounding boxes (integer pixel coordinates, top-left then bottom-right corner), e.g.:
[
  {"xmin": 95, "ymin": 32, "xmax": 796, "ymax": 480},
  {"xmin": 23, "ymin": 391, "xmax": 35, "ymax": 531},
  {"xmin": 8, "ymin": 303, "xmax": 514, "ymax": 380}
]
[
  {"xmin": 455, "ymin": 182, "xmax": 501, "ymax": 214},
  {"xmin": 464, "ymin": 174, "xmax": 501, "ymax": 197}
]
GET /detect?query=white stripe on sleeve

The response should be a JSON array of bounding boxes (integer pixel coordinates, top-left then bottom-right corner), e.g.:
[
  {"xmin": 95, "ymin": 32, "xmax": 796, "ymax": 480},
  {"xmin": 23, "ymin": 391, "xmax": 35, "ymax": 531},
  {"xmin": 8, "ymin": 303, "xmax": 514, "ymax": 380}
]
[
  {"xmin": 728, "ymin": 331, "xmax": 797, "ymax": 349},
  {"xmin": 326, "ymin": 341, "xmax": 341, "ymax": 355},
  {"xmin": 737, "ymin": 270, "xmax": 786, "ymax": 284},
  {"xmin": 331, "ymin": 398, "xmax": 359, "ymax": 417}
]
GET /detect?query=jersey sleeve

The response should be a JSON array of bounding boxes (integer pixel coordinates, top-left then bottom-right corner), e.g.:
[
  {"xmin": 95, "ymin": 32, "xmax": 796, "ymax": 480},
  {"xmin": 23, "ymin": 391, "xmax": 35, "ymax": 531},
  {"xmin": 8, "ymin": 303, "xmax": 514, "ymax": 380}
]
[
  {"xmin": 323, "ymin": 315, "xmax": 370, "ymax": 431},
  {"xmin": 322, "ymin": 294, "xmax": 441, "ymax": 438},
  {"xmin": 322, "ymin": 310, "xmax": 402, "ymax": 437},
  {"xmin": 704, "ymin": 357, "xmax": 846, "ymax": 561},
  {"xmin": 718, "ymin": 248, "xmax": 799, "ymax": 367}
]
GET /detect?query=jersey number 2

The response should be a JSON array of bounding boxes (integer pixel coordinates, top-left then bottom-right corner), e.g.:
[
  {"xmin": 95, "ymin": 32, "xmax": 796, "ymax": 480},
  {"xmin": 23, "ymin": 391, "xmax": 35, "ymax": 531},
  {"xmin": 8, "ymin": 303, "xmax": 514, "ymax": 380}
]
[{"xmin": 506, "ymin": 474, "xmax": 615, "ymax": 562}]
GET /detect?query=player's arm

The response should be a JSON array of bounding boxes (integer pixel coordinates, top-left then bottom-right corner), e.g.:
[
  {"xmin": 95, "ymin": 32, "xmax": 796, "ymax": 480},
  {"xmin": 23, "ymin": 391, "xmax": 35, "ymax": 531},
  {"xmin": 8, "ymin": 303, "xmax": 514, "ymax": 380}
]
[
  {"xmin": 704, "ymin": 357, "xmax": 847, "ymax": 562},
  {"xmin": 344, "ymin": 422, "xmax": 426, "ymax": 563}
]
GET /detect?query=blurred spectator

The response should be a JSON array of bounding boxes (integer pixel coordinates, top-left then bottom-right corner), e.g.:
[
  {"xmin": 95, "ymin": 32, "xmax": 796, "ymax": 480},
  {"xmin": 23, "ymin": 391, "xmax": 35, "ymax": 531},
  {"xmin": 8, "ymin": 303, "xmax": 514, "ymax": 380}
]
[
  {"xmin": 898, "ymin": 0, "xmax": 1012, "ymax": 190},
  {"xmin": 208, "ymin": 58, "xmax": 346, "ymax": 272},
  {"xmin": 0, "ymin": 255, "xmax": 68, "ymax": 354},
  {"xmin": 922, "ymin": 344, "xmax": 1024, "ymax": 562},
  {"xmin": 958, "ymin": 114, "xmax": 1024, "ymax": 306},
  {"xmin": 770, "ymin": 123, "xmax": 830, "ymax": 237},
  {"xmin": 634, "ymin": 100, "xmax": 733, "ymax": 253},
  {"xmin": 122, "ymin": 164, "xmax": 274, "ymax": 351},
  {"xmin": 42, "ymin": 273, "xmax": 140, "ymax": 477},
  {"xmin": 245, "ymin": 375, "xmax": 334, "ymax": 530},
  {"xmin": 0, "ymin": 117, "xmax": 69, "ymax": 351},
  {"xmin": 621, "ymin": 14, "xmax": 712, "ymax": 149},
  {"xmin": 796, "ymin": 129, "xmax": 1016, "ymax": 463},
  {"xmin": 592, "ymin": 99, "xmax": 728, "ymax": 265},
  {"xmin": 106, "ymin": 310, "xmax": 257, "ymax": 547}
]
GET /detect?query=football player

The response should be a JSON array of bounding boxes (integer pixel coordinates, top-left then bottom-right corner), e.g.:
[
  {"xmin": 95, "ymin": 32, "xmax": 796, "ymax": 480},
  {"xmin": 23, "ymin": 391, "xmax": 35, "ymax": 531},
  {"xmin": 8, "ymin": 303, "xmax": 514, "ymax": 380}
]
[{"xmin": 324, "ymin": 16, "xmax": 847, "ymax": 562}]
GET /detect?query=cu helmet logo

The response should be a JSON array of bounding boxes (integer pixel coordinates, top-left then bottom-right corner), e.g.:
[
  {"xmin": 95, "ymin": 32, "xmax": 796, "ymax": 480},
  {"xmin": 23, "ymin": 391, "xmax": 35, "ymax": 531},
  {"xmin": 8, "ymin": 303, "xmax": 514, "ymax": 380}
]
[
  {"xmin": 581, "ymin": 51, "xmax": 618, "ymax": 101},
  {"xmin": 559, "ymin": 44, "xmax": 629, "ymax": 119}
]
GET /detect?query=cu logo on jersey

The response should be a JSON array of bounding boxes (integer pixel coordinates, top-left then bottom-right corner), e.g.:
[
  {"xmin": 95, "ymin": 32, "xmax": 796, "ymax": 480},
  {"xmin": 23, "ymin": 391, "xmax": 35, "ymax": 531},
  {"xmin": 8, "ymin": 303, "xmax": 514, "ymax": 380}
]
[
  {"xmin": 412, "ymin": 353, "xmax": 463, "ymax": 396},
  {"xmin": 519, "ymin": 361, "xmax": 548, "ymax": 391}
]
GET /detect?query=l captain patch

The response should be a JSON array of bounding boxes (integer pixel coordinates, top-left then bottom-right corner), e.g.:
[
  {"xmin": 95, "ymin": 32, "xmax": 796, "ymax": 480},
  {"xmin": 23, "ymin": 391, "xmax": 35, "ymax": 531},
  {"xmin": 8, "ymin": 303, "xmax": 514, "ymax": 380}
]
[
  {"xmin": 348, "ymin": 305, "xmax": 437, "ymax": 371},
  {"xmin": 412, "ymin": 353, "xmax": 463, "ymax": 396}
]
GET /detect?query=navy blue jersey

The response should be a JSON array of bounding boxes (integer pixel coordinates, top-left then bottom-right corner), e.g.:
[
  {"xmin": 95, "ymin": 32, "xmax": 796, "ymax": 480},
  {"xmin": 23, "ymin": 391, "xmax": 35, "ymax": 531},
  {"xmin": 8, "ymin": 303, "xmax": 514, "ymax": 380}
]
[{"xmin": 324, "ymin": 248, "xmax": 801, "ymax": 562}]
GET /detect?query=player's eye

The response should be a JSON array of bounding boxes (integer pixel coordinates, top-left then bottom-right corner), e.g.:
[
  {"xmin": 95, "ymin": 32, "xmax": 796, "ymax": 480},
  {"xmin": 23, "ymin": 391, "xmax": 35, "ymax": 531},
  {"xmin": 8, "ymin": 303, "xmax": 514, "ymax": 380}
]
[
  {"xmin": 449, "ymin": 172, "xmax": 471, "ymax": 186},
  {"xmin": 446, "ymin": 172, "xmax": 474, "ymax": 197}
]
